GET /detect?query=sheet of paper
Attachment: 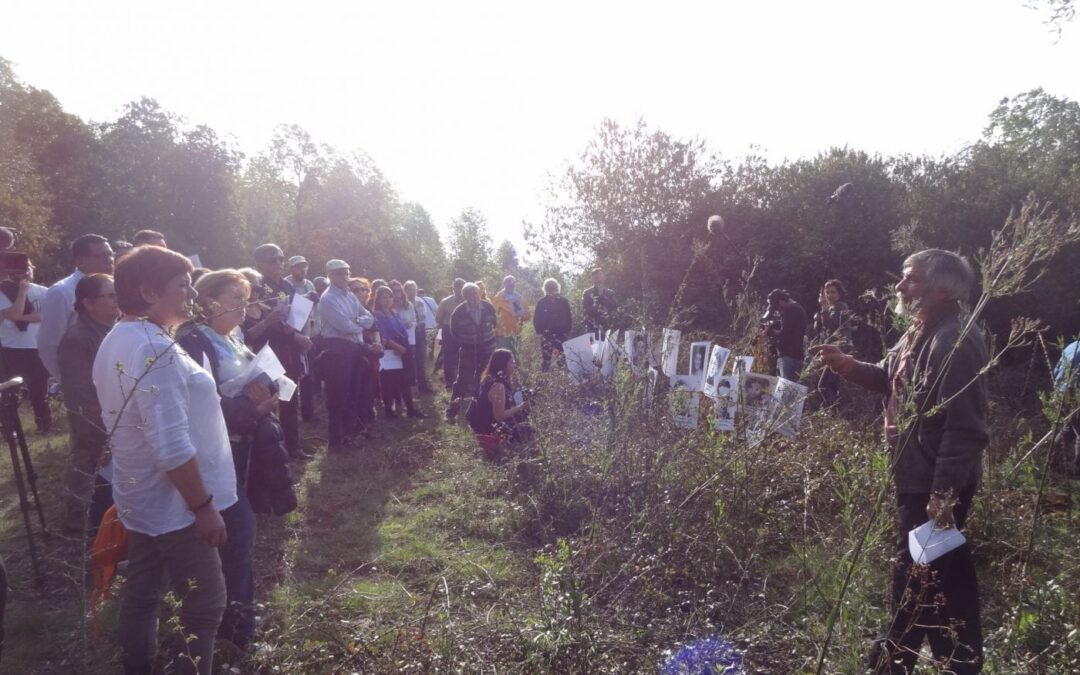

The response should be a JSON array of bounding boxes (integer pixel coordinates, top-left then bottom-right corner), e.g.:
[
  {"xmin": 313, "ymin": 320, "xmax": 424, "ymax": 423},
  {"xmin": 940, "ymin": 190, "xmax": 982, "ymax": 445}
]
[
  {"xmin": 218, "ymin": 345, "xmax": 286, "ymax": 398},
  {"xmin": 277, "ymin": 375, "xmax": 297, "ymax": 402},
  {"xmin": 380, "ymin": 350, "xmax": 404, "ymax": 370},
  {"xmin": 287, "ymin": 294, "xmax": 314, "ymax": 332},
  {"xmin": 908, "ymin": 521, "xmax": 967, "ymax": 564},
  {"xmin": 188, "ymin": 253, "xmax": 202, "ymax": 268},
  {"xmin": 562, "ymin": 333, "xmax": 597, "ymax": 380}
]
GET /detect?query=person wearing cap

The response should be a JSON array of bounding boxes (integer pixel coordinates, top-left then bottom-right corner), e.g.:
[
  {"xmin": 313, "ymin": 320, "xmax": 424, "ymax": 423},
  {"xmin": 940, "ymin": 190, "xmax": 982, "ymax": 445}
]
[
  {"xmin": 284, "ymin": 256, "xmax": 316, "ymax": 297},
  {"xmin": 317, "ymin": 259, "xmax": 374, "ymax": 452},
  {"xmin": 252, "ymin": 243, "xmax": 313, "ymax": 460},
  {"xmin": 765, "ymin": 288, "xmax": 807, "ymax": 382},
  {"xmin": 284, "ymin": 256, "xmax": 318, "ymax": 421}
]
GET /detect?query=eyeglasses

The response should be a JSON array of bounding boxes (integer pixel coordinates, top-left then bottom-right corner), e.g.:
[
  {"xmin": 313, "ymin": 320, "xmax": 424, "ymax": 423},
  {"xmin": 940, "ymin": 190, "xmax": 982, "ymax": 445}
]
[
  {"xmin": 94, "ymin": 292, "xmax": 118, "ymax": 300},
  {"xmin": 260, "ymin": 256, "xmax": 285, "ymax": 263}
]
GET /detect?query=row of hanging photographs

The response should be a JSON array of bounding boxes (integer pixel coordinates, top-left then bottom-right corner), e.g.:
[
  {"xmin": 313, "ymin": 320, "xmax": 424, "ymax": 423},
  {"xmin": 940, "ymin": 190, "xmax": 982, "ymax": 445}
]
[{"xmin": 560, "ymin": 329, "xmax": 808, "ymax": 440}]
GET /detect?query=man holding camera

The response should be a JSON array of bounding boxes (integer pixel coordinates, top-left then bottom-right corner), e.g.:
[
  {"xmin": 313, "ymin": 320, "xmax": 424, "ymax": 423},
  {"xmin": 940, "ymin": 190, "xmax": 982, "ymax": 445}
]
[{"xmin": 765, "ymin": 289, "xmax": 807, "ymax": 382}]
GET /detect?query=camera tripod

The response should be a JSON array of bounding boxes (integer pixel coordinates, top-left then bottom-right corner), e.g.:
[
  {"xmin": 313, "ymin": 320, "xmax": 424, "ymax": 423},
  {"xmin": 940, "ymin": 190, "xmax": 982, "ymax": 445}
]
[{"xmin": 1, "ymin": 376, "xmax": 47, "ymax": 587}]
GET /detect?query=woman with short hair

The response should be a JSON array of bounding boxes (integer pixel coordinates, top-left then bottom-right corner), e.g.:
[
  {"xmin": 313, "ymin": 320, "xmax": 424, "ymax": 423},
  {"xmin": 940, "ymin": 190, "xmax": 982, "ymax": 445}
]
[
  {"xmin": 177, "ymin": 269, "xmax": 296, "ymax": 648},
  {"xmin": 93, "ymin": 246, "xmax": 235, "ymax": 675}
]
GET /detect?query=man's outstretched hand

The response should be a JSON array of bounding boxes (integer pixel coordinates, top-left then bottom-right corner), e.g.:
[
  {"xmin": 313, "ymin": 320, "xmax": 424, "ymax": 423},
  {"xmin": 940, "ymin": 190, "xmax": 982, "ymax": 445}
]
[{"xmin": 810, "ymin": 344, "xmax": 855, "ymax": 376}]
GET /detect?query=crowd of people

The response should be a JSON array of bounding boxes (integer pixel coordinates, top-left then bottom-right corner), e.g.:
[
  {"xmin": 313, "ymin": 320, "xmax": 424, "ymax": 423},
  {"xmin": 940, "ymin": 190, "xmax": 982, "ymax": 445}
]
[
  {"xmin": 1, "ymin": 223, "xmax": 1076, "ymax": 675},
  {"xmin": 0, "ymin": 227, "xmax": 612, "ymax": 673}
]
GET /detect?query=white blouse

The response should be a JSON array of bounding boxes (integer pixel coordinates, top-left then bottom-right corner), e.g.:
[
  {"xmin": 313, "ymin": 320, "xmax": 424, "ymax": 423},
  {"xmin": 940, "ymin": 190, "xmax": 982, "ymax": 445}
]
[{"xmin": 93, "ymin": 320, "xmax": 237, "ymax": 536}]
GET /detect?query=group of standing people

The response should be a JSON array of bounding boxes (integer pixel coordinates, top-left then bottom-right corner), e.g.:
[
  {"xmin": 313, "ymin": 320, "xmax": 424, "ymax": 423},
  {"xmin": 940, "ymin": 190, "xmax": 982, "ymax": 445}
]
[{"xmin": 9, "ymin": 228, "xmax": 1055, "ymax": 675}]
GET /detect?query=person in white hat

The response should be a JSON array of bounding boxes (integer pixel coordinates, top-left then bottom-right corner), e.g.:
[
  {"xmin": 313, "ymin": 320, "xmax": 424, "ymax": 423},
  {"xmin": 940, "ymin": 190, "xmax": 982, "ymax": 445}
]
[{"xmin": 316, "ymin": 259, "xmax": 374, "ymax": 452}]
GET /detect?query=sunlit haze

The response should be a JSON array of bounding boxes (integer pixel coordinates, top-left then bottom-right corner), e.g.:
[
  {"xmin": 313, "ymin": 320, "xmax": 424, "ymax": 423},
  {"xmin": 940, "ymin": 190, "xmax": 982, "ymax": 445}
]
[{"xmin": 3, "ymin": 0, "xmax": 1078, "ymax": 259}]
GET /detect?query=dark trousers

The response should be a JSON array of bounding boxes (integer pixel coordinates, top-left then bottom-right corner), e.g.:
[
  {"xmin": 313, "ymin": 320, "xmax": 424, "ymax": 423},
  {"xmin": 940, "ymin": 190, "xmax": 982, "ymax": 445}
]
[
  {"xmin": 322, "ymin": 344, "xmax": 359, "ymax": 444},
  {"xmin": 441, "ymin": 329, "xmax": 459, "ymax": 390},
  {"xmin": 381, "ymin": 367, "xmax": 416, "ymax": 414},
  {"xmin": 415, "ymin": 327, "xmax": 431, "ymax": 390},
  {"xmin": 279, "ymin": 370, "xmax": 300, "ymax": 453},
  {"xmin": 219, "ymin": 493, "xmax": 257, "ymax": 645},
  {"xmin": 119, "ymin": 525, "xmax": 226, "ymax": 675},
  {"xmin": 300, "ymin": 372, "xmax": 317, "ymax": 421},
  {"xmin": 818, "ymin": 368, "xmax": 842, "ymax": 406},
  {"xmin": 871, "ymin": 485, "xmax": 982, "ymax": 674},
  {"xmin": 1, "ymin": 347, "xmax": 50, "ymax": 428},
  {"xmin": 539, "ymin": 334, "xmax": 565, "ymax": 372},
  {"xmin": 452, "ymin": 343, "xmax": 493, "ymax": 401}
]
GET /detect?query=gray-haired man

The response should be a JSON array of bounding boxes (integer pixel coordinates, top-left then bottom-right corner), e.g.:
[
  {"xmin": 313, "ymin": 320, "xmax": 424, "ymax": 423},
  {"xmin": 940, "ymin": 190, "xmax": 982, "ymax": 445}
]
[{"xmin": 814, "ymin": 249, "xmax": 987, "ymax": 674}]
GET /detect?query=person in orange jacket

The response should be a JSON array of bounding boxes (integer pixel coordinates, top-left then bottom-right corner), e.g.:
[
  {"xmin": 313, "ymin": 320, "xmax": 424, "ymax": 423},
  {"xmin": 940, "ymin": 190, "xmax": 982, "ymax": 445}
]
[{"xmin": 492, "ymin": 275, "xmax": 531, "ymax": 352}]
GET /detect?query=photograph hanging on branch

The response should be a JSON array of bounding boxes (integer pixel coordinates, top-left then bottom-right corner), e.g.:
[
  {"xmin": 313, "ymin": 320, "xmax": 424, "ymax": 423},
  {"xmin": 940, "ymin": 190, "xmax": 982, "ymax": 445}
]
[
  {"xmin": 689, "ymin": 341, "xmax": 709, "ymax": 378},
  {"xmin": 661, "ymin": 328, "xmax": 681, "ymax": 377},
  {"xmin": 625, "ymin": 330, "xmax": 650, "ymax": 376},
  {"xmin": 712, "ymin": 374, "xmax": 739, "ymax": 432},
  {"xmin": 730, "ymin": 355, "xmax": 754, "ymax": 376},
  {"xmin": 671, "ymin": 384, "xmax": 700, "ymax": 430},
  {"xmin": 773, "ymin": 378, "xmax": 809, "ymax": 438},
  {"xmin": 704, "ymin": 344, "xmax": 732, "ymax": 398}
]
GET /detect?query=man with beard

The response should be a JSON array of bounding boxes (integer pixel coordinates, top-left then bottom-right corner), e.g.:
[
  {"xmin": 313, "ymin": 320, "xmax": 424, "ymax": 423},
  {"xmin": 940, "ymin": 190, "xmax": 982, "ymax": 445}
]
[{"xmin": 814, "ymin": 249, "xmax": 988, "ymax": 674}]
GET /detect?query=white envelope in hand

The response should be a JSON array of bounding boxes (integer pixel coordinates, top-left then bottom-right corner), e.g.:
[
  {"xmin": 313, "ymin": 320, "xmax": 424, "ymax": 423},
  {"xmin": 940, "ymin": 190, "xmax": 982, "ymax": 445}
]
[{"xmin": 908, "ymin": 521, "xmax": 966, "ymax": 564}]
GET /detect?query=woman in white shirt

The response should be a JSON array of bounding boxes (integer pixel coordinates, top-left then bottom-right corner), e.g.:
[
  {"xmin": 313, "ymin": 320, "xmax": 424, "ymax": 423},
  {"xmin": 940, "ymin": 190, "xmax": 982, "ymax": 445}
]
[
  {"xmin": 0, "ymin": 264, "xmax": 51, "ymax": 432},
  {"xmin": 93, "ymin": 246, "xmax": 235, "ymax": 675}
]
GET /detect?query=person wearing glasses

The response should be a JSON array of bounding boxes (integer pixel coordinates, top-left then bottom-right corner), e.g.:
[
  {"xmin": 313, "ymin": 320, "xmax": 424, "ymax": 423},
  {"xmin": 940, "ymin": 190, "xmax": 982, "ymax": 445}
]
[{"xmin": 37, "ymin": 234, "xmax": 114, "ymax": 383}]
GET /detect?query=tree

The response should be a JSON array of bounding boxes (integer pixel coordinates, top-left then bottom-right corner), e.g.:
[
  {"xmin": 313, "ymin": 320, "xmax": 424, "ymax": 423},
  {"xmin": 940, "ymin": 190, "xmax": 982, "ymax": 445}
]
[
  {"xmin": 447, "ymin": 207, "xmax": 494, "ymax": 283},
  {"xmin": 269, "ymin": 123, "xmax": 323, "ymax": 237}
]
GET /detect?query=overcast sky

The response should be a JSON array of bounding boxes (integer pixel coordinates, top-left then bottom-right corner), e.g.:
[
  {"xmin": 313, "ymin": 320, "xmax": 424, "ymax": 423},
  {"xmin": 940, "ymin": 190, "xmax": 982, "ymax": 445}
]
[{"xmin": 2, "ymin": 1, "xmax": 1078, "ymax": 260}]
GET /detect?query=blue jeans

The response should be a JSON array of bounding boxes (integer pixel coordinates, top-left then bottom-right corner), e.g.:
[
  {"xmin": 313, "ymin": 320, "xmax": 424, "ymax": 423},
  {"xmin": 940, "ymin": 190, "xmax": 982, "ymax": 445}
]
[
  {"xmin": 778, "ymin": 356, "xmax": 803, "ymax": 382},
  {"xmin": 219, "ymin": 494, "xmax": 257, "ymax": 645}
]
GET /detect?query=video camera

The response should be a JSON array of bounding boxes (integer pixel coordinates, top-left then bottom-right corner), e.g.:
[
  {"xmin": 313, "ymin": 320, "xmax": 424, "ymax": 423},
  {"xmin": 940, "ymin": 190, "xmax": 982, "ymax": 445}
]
[{"xmin": 0, "ymin": 252, "xmax": 30, "ymax": 277}]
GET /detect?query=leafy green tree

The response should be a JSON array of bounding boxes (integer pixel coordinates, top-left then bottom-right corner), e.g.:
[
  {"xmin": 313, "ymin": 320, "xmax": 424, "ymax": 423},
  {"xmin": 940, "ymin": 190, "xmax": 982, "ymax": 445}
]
[{"xmin": 447, "ymin": 207, "xmax": 494, "ymax": 284}]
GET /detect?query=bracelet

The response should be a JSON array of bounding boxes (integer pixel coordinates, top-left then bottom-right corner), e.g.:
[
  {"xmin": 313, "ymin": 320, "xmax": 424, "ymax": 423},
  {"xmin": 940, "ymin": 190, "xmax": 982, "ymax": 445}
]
[{"xmin": 191, "ymin": 494, "xmax": 214, "ymax": 513}]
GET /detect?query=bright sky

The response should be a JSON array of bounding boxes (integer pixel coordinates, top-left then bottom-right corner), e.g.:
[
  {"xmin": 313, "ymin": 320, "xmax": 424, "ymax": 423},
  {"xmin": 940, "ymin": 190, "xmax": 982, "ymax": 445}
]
[{"xmin": 2, "ymin": 1, "xmax": 1078, "ymax": 261}]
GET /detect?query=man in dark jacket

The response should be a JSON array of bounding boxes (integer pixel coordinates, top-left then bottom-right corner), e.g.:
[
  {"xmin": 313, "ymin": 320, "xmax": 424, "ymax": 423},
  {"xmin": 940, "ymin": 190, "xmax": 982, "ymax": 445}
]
[
  {"xmin": 815, "ymin": 249, "xmax": 988, "ymax": 675},
  {"xmin": 582, "ymin": 267, "xmax": 617, "ymax": 340},
  {"xmin": 446, "ymin": 282, "xmax": 496, "ymax": 422},
  {"xmin": 766, "ymin": 288, "xmax": 807, "ymax": 382},
  {"xmin": 533, "ymin": 277, "xmax": 573, "ymax": 372},
  {"xmin": 253, "ymin": 243, "xmax": 313, "ymax": 460}
]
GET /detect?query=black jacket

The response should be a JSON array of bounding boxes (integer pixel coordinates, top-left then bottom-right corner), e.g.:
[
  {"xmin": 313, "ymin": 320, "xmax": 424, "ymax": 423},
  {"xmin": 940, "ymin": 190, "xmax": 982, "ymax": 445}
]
[
  {"xmin": 178, "ymin": 325, "xmax": 297, "ymax": 515},
  {"xmin": 533, "ymin": 295, "xmax": 573, "ymax": 340}
]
